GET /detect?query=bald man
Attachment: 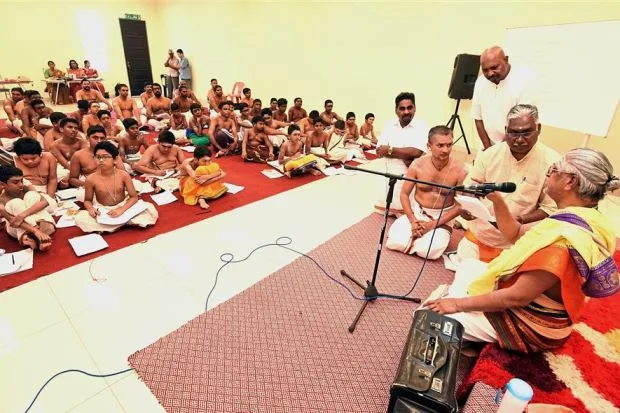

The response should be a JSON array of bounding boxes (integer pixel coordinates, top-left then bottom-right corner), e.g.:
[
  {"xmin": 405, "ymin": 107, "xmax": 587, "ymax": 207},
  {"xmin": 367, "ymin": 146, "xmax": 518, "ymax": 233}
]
[{"xmin": 471, "ymin": 46, "xmax": 537, "ymax": 149}]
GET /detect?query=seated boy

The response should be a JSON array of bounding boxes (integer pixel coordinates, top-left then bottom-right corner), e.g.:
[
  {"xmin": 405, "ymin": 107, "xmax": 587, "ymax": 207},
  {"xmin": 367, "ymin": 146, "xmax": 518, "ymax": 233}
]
[
  {"xmin": 119, "ymin": 118, "xmax": 150, "ymax": 164},
  {"xmin": 0, "ymin": 165, "xmax": 55, "ymax": 251},
  {"xmin": 73, "ymin": 141, "xmax": 158, "ymax": 233},
  {"xmin": 178, "ymin": 145, "xmax": 228, "ymax": 210},
  {"xmin": 359, "ymin": 112, "xmax": 377, "ymax": 148},
  {"xmin": 242, "ymin": 116, "xmax": 274, "ymax": 163},
  {"xmin": 134, "ymin": 131, "xmax": 184, "ymax": 192},
  {"xmin": 333, "ymin": 119, "xmax": 365, "ymax": 161},
  {"xmin": 278, "ymin": 124, "xmax": 323, "ymax": 176},
  {"xmin": 186, "ymin": 103, "xmax": 211, "ymax": 146},
  {"xmin": 13, "ymin": 138, "xmax": 58, "ymax": 197},
  {"xmin": 169, "ymin": 103, "xmax": 191, "ymax": 145},
  {"xmin": 306, "ymin": 118, "xmax": 347, "ymax": 164},
  {"xmin": 43, "ymin": 112, "xmax": 67, "ymax": 151}
]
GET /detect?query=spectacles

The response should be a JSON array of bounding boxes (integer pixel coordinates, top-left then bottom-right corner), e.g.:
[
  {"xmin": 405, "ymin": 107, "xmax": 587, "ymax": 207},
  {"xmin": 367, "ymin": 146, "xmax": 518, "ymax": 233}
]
[
  {"xmin": 546, "ymin": 164, "xmax": 577, "ymax": 178},
  {"xmin": 506, "ymin": 129, "xmax": 536, "ymax": 138},
  {"xmin": 95, "ymin": 155, "xmax": 113, "ymax": 160}
]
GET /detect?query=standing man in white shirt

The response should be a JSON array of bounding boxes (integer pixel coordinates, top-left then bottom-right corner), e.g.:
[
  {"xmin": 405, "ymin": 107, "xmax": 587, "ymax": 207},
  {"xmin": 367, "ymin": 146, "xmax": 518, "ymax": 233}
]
[
  {"xmin": 176, "ymin": 49, "xmax": 192, "ymax": 91},
  {"xmin": 164, "ymin": 49, "xmax": 180, "ymax": 99},
  {"xmin": 375, "ymin": 92, "xmax": 430, "ymax": 215},
  {"xmin": 471, "ymin": 46, "xmax": 537, "ymax": 149}
]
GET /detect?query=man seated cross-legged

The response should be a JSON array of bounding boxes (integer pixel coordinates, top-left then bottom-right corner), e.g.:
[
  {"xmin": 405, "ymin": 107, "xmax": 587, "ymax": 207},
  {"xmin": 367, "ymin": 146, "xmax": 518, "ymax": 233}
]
[
  {"xmin": 0, "ymin": 165, "xmax": 55, "ymax": 251},
  {"xmin": 13, "ymin": 138, "xmax": 58, "ymax": 197},
  {"xmin": 242, "ymin": 116, "xmax": 274, "ymax": 163},
  {"xmin": 426, "ymin": 148, "xmax": 619, "ymax": 353},
  {"xmin": 145, "ymin": 83, "xmax": 171, "ymax": 131},
  {"xmin": 278, "ymin": 124, "xmax": 322, "ymax": 177},
  {"xmin": 112, "ymin": 83, "xmax": 141, "ymax": 126},
  {"xmin": 74, "ymin": 141, "xmax": 158, "ymax": 233},
  {"xmin": 134, "ymin": 131, "xmax": 184, "ymax": 193},
  {"xmin": 386, "ymin": 126, "xmax": 467, "ymax": 259},
  {"xmin": 178, "ymin": 146, "xmax": 228, "ymax": 210}
]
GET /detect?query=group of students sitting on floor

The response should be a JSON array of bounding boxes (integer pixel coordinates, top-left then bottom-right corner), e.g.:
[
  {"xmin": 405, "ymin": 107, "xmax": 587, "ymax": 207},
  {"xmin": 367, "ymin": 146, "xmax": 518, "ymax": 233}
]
[{"xmin": 0, "ymin": 79, "xmax": 380, "ymax": 252}]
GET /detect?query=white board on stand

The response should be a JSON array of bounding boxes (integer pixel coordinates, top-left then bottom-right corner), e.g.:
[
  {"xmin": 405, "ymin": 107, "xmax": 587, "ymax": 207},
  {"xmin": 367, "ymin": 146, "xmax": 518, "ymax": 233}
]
[{"xmin": 504, "ymin": 20, "xmax": 620, "ymax": 138}]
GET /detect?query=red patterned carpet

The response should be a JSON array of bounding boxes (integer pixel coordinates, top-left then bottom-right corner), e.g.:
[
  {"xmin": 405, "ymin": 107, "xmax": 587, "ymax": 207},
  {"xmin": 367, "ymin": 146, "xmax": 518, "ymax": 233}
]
[
  {"xmin": 128, "ymin": 214, "xmax": 461, "ymax": 413},
  {"xmin": 458, "ymin": 289, "xmax": 620, "ymax": 413},
  {"xmin": 0, "ymin": 138, "xmax": 323, "ymax": 292}
]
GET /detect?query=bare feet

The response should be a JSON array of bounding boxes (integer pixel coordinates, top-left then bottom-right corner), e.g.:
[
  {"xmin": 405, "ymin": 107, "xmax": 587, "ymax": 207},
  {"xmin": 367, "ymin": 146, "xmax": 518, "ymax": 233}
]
[
  {"xmin": 38, "ymin": 220, "xmax": 56, "ymax": 235},
  {"xmin": 19, "ymin": 233, "xmax": 38, "ymax": 250},
  {"xmin": 198, "ymin": 199, "xmax": 210, "ymax": 210},
  {"xmin": 309, "ymin": 169, "xmax": 322, "ymax": 176}
]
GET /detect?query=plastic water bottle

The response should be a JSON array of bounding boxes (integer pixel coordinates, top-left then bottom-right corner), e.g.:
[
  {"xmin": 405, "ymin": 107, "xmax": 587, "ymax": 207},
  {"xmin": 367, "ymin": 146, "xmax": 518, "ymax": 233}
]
[{"xmin": 497, "ymin": 378, "xmax": 534, "ymax": 413}]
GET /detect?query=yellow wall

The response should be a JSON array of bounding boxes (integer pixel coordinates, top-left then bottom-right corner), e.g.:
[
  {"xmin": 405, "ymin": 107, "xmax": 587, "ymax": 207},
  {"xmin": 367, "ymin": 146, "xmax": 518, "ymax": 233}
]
[
  {"xmin": 1, "ymin": 0, "xmax": 619, "ymax": 168},
  {"xmin": 155, "ymin": 0, "xmax": 620, "ymax": 167},
  {"xmin": 0, "ymin": 0, "xmax": 161, "ymax": 96}
]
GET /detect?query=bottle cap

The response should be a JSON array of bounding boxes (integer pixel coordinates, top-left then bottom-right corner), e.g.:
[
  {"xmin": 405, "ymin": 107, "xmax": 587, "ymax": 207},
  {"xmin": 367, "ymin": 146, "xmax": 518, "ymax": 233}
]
[{"xmin": 506, "ymin": 378, "xmax": 533, "ymax": 402}]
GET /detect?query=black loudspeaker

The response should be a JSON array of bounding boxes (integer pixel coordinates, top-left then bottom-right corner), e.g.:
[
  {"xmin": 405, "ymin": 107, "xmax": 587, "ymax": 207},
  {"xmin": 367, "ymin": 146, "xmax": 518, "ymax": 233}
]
[{"xmin": 447, "ymin": 54, "xmax": 480, "ymax": 100}]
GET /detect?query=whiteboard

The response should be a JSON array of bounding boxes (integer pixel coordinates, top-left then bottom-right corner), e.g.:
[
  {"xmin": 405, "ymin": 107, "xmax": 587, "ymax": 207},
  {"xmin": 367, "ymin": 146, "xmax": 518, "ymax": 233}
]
[{"xmin": 504, "ymin": 20, "xmax": 620, "ymax": 137}]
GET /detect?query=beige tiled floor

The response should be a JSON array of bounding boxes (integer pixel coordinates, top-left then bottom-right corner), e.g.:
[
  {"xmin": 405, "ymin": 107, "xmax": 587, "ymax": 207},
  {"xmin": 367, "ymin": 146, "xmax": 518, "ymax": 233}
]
[{"xmin": 0, "ymin": 167, "xmax": 386, "ymax": 412}]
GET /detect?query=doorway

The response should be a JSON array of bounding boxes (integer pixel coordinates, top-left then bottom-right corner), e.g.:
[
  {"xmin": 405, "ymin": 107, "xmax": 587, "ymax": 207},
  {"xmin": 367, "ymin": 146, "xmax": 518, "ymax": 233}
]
[{"xmin": 119, "ymin": 19, "xmax": 153, "ymax": 96}]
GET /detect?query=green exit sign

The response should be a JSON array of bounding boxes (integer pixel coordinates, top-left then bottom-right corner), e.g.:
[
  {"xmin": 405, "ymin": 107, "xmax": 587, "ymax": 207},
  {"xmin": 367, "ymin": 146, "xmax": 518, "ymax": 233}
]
[{"xmin": 124, "ymin": 13, "xmax": 141, "ymax": 20}]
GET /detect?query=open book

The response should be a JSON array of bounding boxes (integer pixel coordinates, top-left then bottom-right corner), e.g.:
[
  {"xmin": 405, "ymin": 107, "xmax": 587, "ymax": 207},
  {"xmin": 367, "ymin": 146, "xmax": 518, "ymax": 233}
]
[{"xmin": 96, "ymin": 200, "xmax": 148, "ymax": 226}]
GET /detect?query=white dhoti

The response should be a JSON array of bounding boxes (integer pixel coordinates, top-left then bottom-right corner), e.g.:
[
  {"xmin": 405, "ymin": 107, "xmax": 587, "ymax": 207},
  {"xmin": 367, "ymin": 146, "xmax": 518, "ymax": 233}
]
[
  {"xmin": 310, "ymin": 147, "xmax": 348, "ymax": 163},
  {"xmin": 183, "ymin": 111, "xmax": 192, "ymax": 121},
  {"xmin": 268, "ymin": 135, "xmax": 286, "ymax": 147},
  {"xmin": 1, "ymin": 137, "xmax": 20, "ymax": 151},
  {"xmin": 375, "ymin": 158, "xmax": 408, "ymax": 215},
  {"xmin": 422, "ymin": 259, "xmax": 498, "ymax": 343},
  {"xmin": 146, "ymin": 177, "xmax": 180, "ymax": 192},
  {"xmin": 170, "ymin": 129, "xmax": 187, "ymax": 140},
  {"xmin": 147, "ymin": 118, "xmax": 169, "ymax": 131},
  {"xmin": 4, "ymin": 191, "xmax": 56, "ymax": 241},
  {"xmin": 139, "ymin": 115, "xmax": 147, "ymax": 126},
  {"xmin": 74, "ymin": 197, "xmax": 159, "ymax": 233},
  {"xmin": 343, "ymin": 143, "xmax": 366, "ymax": 161},
  {"xmin": 39, "ymin": 118, "xmax": 53, "ymax": 127},
  {"xmin": 386, "ymin": 201, "xmax": 453, "ymax": 260},
  {"xmin": 56, "ymin": 165, "xmax": 70, "ymax": 183}
]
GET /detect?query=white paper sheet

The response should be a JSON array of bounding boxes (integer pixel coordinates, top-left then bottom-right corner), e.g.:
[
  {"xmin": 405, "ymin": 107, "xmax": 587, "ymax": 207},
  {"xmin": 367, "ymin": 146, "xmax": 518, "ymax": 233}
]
[
  {"xmin": 223, "ymin": 183, "xmax": 245, "ymax": 194},
  {"xmin": 132, "ymin": 179, "xmax": 154, "ymax": 194},
  {"xmin": 150, "ymin": 191, "xmax": 178, "ymax": 206},
  {"xmin": 365, "ymin": 149, "xmax": 377, "ymax": 155},
  {"xmin": 266, "ymin": 160, "xmax": 285, "ymax": 173},
  {"xmin": 56, "ymin": 188, "xmax": 78, "ymax": 200},
  {"xmin": 261, "ymin": 169, "xmax": 284, "ymax": 179},
  {"xmin": 96, "ymin": 200, "xmax": 148, "ymax": 225},
  {"xmin": 56, "ymin": 213, "xmax": 77, "ymax": 228},
  {"xmin": 181, "ymin": 146, "xmax": 196, "ymax": 153},
  {"xmin": 455, "ymin": 195, "xmax": 496, "ymax": 222},
  {"xmin": 69, "ymin": 234, "xmax": 109, "ymax": 257},
  {"xmin": 0, "ymin": 249, "xmax": 34, "ymax": 276},
  {"xmin": 322, "ymin": 167, "xmax": 356, "ymax": 176}
]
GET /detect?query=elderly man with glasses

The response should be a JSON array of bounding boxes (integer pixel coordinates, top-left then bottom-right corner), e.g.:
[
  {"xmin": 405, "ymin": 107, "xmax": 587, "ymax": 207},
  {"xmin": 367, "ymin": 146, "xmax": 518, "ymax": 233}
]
[{"xmin": 455, "ymin": 104, "xmax": 560, "ymax": 263}]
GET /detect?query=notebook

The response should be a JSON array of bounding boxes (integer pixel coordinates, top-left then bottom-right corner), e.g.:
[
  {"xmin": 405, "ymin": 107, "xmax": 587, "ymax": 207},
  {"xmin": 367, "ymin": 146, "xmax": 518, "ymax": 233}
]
[{"xmin": 68, "ymin": 234, "xmax": 109, "ymax": 257}]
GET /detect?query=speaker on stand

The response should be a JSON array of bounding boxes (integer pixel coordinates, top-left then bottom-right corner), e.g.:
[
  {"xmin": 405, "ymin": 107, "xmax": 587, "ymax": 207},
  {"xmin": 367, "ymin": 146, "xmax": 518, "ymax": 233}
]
[{"xmin": 446, "ymin": 54, "xmax": 480, "ymax": 155}]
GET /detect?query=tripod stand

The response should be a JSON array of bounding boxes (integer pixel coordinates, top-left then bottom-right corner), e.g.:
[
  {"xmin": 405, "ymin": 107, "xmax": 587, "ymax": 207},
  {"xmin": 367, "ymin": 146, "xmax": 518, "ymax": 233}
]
[
  {"xmin": 446, "ymin": 99, "xmax": 471, "ymax": 155},
  {"xmin": 340, "ymin": 165, "xmax": 482, "ymax": 333}
]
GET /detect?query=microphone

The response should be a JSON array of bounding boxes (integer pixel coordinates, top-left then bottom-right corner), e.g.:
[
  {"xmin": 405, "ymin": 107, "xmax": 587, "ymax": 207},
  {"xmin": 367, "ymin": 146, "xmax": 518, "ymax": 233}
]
[{"xmin": 455, "ymin": 182, "xmax": 517, "ymax": 194}]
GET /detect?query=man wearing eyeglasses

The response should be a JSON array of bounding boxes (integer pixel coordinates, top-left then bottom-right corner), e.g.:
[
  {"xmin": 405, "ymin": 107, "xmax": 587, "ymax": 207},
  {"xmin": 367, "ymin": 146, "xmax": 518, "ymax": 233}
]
[
  {"xmin": 471, "ymin": 46, "xmax": 538, "ymax": 150},
  {"xmin": 456, "ymin": 104, "xmax": 560, "ymax": 263}
]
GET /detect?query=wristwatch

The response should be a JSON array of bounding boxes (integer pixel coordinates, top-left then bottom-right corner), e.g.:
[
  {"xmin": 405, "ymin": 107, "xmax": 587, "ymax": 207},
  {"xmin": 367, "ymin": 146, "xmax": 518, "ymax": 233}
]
[{"xmin": 387, "ymin": 145, "xmax": 393, "ymax": 156}]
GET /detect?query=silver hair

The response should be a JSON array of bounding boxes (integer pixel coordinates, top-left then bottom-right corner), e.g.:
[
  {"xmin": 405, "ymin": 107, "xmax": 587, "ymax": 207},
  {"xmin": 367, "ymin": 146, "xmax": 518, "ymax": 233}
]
[
  {"xmin": 506, "ymin": 104, "xmax": 539, "ymax": 124},
  {"xmin": 558, "ymin": 148, "xmax": 620, "ymax": 202}
]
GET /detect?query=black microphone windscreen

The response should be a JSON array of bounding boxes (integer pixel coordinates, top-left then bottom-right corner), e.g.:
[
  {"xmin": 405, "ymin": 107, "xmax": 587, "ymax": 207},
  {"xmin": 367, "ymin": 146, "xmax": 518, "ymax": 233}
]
[{"xmin": 501, "ymin": 182, "xmax": 517, "ymax": 193}]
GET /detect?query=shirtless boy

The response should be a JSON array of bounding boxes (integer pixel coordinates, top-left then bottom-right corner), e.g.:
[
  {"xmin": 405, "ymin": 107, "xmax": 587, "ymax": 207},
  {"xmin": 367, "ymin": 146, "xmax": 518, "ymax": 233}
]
[
  {"xmin": 23, "ymin": 98, "xmax": 53, "ymax": 138},
  {"xmin": 169, "ymin": 103, "xmax": 191, "ymax": 144},
  {"xmin": 240, "ymin": 87, "xmax": 254, "ymax": 107},
  {"xmin": 288, "ymin": 97, "xmax": 307, "ymax": 123},
  {"xmin": 278, "ymin": 124, "xmax": 320, "ymax": 177},
  {"xmin": 359, "ymin": 112, "xmax": 378, "ymax": 148},
  {"xmin": 209, "ymin": 101, "xmax": 239, "ymax": 156},
  {"xmin": 187, "ymin": 103, "xmax": 211, "ymax": 146},
  {"xmin": 13, "ymin": 138, "xmax": 58, "ymax": 197},
  {"xmin": 50, "ymin": 118, "xmax": 88, "ymax": 186},
  {"xmin": 98, "ymin": 110, "xmax": 123, "ymax": 141},
  {"xmin": 73, "ymin": 141, "xmax": 158, "ymax": 233},
  {"xmin": 134, "ymin": 131, "xmax": 184, "ymax": 176},
  {"xmin": 0, "ymin": 165, "xmax": 55, "ymax": 251},
  {"xmin": 3, "ymin": 87, "xmax": 24, "ymax": 134},
  {"xmin": 273, "ymin": 98, "xmax": 288, "ymax": 122},
  {"xmin": 81, "ymin": 102, "xmax": 102, "ymax": 132},
  {"xmin": 69, "ymin": 125, "xmax": 124, "ymax": 188},
  {"xmin": 386, "ymin": 126, "xmax": 467, "ymax": 260},
  {"xmin": 242, "ymin": 116, "xmax": 274, "ymax": 162},
  {"xmin": 43, "ymin": 112, "xmax": 67, "ymax": 151},
  {"xmin": 320, "ymin": 99, "xmax": 342, "ymax": 126},
  {"xmin": 119, "ymin": 118, "xmax": 150, "ymax": 163}
]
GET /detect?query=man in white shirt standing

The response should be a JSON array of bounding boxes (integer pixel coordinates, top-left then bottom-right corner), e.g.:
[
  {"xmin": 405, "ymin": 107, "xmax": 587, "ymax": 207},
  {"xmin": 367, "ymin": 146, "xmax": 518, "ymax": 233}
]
[
  {"xmin": 164, "ymin": 49, "xmax": 180, "ymax": 99},
  {"xmin": 471, "ymin": 46, "xmax": 537, "ymax": 149},
  {"xmin": 375, "ymin": 92, "xmax": 429, "ymax": 215}
]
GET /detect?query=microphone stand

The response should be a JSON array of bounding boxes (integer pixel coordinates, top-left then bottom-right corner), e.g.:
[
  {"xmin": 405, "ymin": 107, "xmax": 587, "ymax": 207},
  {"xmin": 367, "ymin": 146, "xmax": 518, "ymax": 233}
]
[{"xmin": 340, "ymin": 164, "xmax": 483, "ymax": 333}]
